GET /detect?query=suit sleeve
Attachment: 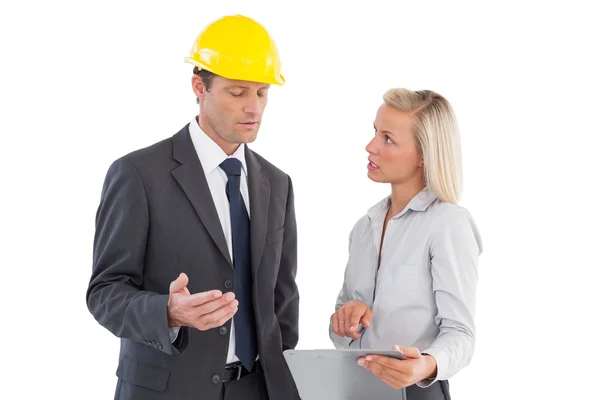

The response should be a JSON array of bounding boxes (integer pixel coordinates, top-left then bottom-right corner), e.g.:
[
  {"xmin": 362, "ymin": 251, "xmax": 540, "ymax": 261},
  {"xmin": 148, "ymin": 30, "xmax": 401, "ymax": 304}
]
[
  {"xmin": 86, "ymin": 158, "xmax": 188, "ymax": 355},
  {"xmin": 273, "ymin": 175, "xmax": 300, "ymax": 351}
]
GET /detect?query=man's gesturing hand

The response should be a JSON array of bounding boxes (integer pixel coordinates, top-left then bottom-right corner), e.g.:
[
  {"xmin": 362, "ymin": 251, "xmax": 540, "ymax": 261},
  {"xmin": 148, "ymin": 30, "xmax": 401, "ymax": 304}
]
[{"xmin": 167, "ymin": 273, "xmax": 238, "ymax": 331}]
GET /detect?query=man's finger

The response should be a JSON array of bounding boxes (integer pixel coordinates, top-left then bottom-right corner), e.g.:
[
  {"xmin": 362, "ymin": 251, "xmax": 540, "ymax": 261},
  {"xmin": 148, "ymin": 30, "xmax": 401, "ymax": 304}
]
[
  {"xmin": 195, "ymin": 291, "xmax": 236, "ymax": 308},
  {"xmin": 195, "ymin": 307, "xmax": 237, "ymax": 331},
  {"xmin": 183, "ymin": 290, "xmax": 223, "ymax": 307},
  {"xmin": 169, "ymin": 273, "xmax": 189, "ymax": 294},
  {"xmin": 197, "ymin": 302, "xmax": 239, "ymax": 330},
  {"xmin": 196, "ymin": 295, "xmax": 238, "ymax": 316},
  {"xmin": 212, "ymin": 308, "xmax": 237, "ymax": 329}
]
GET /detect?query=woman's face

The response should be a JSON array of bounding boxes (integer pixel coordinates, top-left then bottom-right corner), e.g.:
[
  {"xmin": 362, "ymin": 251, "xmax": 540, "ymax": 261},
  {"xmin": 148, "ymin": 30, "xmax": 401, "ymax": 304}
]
[{"xmin": 366, "ymin": 104, "xmax": 423, "ymax": 185}]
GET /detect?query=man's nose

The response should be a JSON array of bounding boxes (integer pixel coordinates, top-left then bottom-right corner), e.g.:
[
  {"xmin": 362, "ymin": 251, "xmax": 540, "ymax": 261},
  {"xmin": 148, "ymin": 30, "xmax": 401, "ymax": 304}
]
[{"xmin": 243, "ymin": 94, "xmax": 262, "ymax": 115}]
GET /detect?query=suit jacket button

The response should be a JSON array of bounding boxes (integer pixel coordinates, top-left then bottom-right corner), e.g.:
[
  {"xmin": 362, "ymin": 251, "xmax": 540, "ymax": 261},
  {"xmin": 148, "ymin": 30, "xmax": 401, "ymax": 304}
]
[
  {"xmin": 219, "ymin": 326, "xmax": 228, "ymax": 336},
  {"xmin": 212, "ymin": 374, "xmax": 221, "ymax": 384},
  {"xmin": 224, "ymin": 280, "xmax": 233, "ymax": 289}
]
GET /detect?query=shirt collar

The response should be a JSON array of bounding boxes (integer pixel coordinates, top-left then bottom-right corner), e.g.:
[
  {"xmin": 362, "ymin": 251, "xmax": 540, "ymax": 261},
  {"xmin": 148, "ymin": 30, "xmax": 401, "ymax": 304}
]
[
  {"xmin": 367, "ymin": 187, "xmax": 438, "ymax": 220},
  {"xmin": 188, "ymin": 116, "xmax": 248, "ymax": 176}
]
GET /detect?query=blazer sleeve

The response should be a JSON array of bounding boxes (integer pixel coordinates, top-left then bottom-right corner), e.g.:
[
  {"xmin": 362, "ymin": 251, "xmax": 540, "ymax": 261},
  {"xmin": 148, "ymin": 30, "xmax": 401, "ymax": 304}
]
[
  {"xmin": 273, "ymin": 175, "xmax": 300, "ymax": 351},
  {"xmin": 86, "ymin": 158, "xmax": 188, "ymax": 355}
]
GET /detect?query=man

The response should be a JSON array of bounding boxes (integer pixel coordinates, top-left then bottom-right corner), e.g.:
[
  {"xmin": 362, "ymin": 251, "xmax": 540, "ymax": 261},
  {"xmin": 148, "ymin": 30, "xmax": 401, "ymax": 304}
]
[{"xmin": 86, "ymin": 14, "xmax": 300, "ymax": 400}]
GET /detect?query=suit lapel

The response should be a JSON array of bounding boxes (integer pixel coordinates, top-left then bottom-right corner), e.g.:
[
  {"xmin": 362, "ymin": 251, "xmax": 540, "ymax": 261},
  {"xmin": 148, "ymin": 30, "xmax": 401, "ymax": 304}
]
[
  {"xmin": 170, "ymin": 126, "xmax": 232, "ymax": 266},
  {"xmin": 246, "ymin": 150, "xmax": 269, "ymax": 277}
]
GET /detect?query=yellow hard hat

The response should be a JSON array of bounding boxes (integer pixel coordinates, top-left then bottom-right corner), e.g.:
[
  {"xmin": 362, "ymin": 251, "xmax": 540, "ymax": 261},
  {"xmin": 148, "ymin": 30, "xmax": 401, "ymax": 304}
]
[{"xmin": 184, "ymin": 14, "xmax": 285, "ymax": 85}]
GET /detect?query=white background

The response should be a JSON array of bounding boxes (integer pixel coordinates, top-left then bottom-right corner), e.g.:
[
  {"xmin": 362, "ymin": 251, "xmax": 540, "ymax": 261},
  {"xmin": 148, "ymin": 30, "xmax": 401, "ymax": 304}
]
[{"xmin": 1, "ymin": 0, "xmax": 599, "ymax": 399}]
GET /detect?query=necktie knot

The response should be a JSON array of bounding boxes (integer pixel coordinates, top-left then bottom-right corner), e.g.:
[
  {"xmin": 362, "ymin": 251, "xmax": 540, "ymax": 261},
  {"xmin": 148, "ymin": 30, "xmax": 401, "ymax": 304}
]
[{"xmin": 220, "ymin": 158, "xmax": 242, "ymax": 177}]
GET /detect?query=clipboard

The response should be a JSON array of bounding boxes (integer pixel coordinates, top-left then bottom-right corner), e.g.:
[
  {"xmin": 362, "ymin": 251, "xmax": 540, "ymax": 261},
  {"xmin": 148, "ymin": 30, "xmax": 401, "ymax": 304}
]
[{"xmin": 283, "ymin": 349, "xmax": 406, "ymax": 400}]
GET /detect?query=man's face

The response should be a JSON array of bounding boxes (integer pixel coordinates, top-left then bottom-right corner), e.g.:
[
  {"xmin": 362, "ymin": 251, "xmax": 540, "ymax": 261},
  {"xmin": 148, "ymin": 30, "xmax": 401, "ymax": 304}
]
[{"xmin": 194, "ymin": 74, "xmax": 270, "ymax": 151}]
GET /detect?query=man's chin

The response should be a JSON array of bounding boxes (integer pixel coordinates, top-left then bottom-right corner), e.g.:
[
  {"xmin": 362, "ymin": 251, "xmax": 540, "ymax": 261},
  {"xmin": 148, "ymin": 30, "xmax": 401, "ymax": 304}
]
[{"xmin": 235, "ymin": 130, "xmax": 259, "ymax": 143}]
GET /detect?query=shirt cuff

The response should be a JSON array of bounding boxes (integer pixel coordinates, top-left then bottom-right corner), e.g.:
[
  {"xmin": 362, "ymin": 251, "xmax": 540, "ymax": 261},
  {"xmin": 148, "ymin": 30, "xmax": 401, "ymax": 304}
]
[
  {"xmin": 169, "ymin": 326, "xmax": 181, "ymax": 343},
  {"xmin": 416, "ymin": 348, "xmax": 448, "ymax": 388}
]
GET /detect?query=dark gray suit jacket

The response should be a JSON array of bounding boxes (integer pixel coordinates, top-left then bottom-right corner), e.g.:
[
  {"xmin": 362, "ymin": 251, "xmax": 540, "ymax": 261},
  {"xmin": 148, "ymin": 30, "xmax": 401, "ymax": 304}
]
[{"xmin": 86, "ymin": 124, "xmax": 301, "ymax": 400}]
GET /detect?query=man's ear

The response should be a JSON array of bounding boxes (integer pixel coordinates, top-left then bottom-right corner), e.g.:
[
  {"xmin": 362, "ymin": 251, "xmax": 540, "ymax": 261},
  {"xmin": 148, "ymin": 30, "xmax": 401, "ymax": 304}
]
[{"xmin": 192, "ymin": 74, "xmax": 207, "ymax": 102}]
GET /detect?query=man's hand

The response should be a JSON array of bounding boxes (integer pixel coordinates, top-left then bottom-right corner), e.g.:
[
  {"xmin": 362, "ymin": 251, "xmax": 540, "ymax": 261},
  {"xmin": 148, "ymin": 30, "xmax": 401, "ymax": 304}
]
[
  {"xmin": 331, "ymin": 300, "xmax": 373, "ymax": 340},
  {"xmin": 358, "ymin": 345, "xmax": 438, "ymax": 390},
  {"xmin": 167, "ymin": 273, "xmax": 238, "ymax": 331}
]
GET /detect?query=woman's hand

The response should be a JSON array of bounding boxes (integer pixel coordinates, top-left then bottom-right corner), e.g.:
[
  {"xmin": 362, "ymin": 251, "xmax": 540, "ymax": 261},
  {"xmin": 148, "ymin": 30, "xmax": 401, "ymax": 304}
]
[
  {"xmin": 331, "ymin": 300, "xmax": 373, "ymax": 340},
  {"xmin": 358, "ymin": 345, "xmax": 438, "ymax": 390}
]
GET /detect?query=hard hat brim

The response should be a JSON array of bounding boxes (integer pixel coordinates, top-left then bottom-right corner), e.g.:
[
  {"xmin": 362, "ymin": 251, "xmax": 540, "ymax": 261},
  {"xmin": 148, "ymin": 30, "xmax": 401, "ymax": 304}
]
[{"xmin": 184, "ymin": 57, "xmax": 285, "ymax": 86}]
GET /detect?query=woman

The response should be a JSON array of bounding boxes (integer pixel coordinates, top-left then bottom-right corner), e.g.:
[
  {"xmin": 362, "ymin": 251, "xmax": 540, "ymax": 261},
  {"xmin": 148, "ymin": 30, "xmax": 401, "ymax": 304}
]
[{"xmin": 330, "ymin": 88, "xmax": 482, "ymax": 400}]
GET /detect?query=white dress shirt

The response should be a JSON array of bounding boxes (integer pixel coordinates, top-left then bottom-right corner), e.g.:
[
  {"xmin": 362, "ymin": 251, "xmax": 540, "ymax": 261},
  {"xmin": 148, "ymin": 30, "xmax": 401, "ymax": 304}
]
[
  {"xmin": 329, "ymin": 188, "xmax": 483, "ymax": 387},
  {"xmin": 171, "ymin": 117, "xmax": 250, "ymax": 364}
]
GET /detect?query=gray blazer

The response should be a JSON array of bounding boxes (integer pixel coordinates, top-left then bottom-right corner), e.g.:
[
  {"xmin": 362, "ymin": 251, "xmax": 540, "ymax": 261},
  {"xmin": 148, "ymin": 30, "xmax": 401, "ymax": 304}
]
[{"xmin": 86, "ymin": 124, "xmax": 301, "ymax": 400}]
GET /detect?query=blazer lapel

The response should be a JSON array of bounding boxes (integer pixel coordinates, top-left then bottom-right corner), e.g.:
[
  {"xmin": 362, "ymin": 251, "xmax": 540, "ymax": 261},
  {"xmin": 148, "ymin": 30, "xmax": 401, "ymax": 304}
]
[
  {"xmin": 246, "ymin": 149, "xmax": 269, "ymax": 276},
  {"xmin": 170, "ymin": 126, "xmax": 232, "ymax": 267}
]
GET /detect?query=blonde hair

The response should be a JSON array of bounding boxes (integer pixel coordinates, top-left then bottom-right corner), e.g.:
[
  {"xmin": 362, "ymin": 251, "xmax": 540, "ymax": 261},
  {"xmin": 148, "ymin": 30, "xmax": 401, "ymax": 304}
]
[{"xmin": 383, "ymin": 88, "xmax": 463, "ymax": 204}]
